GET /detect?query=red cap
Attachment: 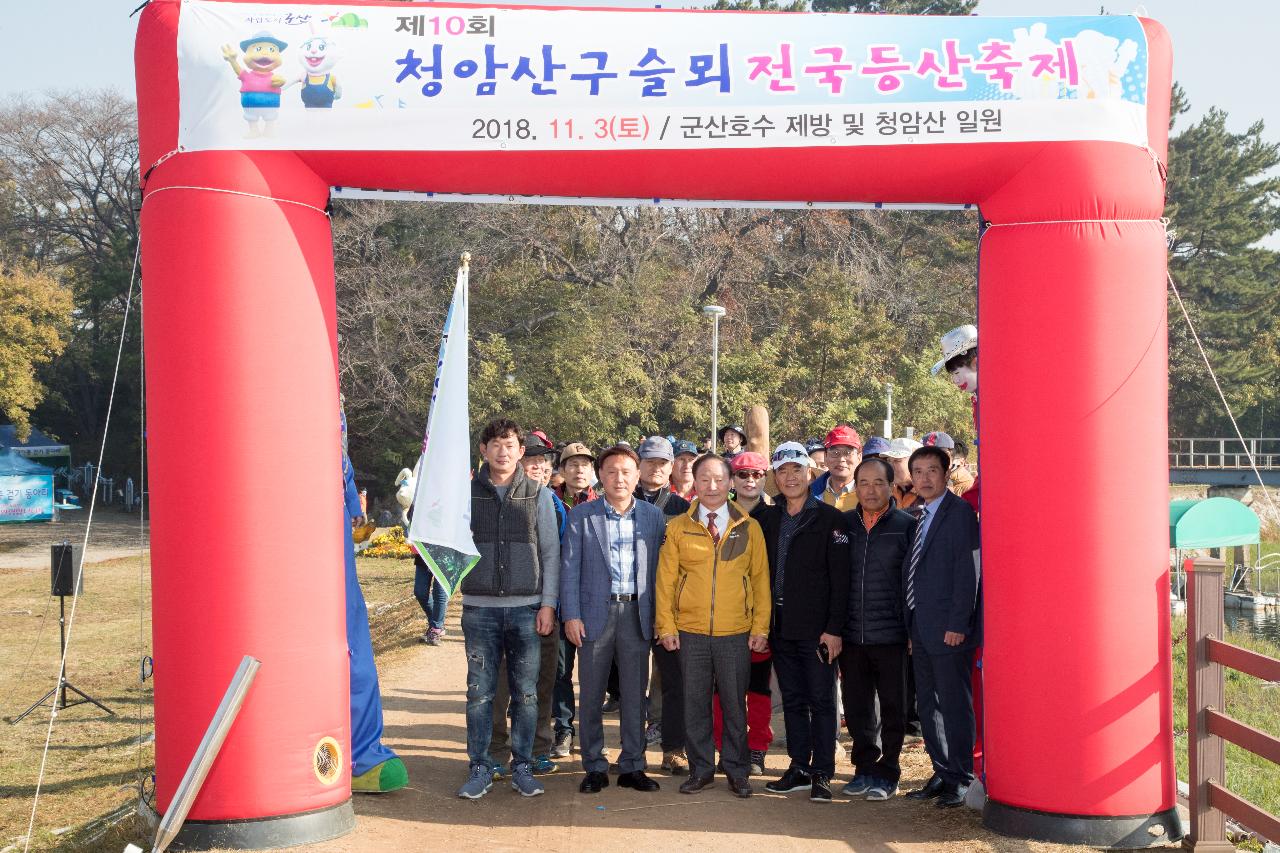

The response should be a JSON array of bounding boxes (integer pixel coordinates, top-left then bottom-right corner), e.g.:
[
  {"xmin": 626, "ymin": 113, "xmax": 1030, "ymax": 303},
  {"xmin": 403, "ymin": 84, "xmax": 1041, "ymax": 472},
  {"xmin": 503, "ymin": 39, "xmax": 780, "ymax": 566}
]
[
  {"xmin": 824, "ymin": 425, "xmax": 862, "ymax": 450},
  {"xmin": 730, "ymin": 451, "xmax": 768, "ymax": 472}
]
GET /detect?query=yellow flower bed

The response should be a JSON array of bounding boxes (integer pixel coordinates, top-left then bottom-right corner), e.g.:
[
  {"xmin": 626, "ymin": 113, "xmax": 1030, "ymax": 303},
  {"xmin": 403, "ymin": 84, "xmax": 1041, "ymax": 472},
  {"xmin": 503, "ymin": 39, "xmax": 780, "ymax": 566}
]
[{"xmin": 362, "ymin": 525, "xmax": 416, "ymax": 559}]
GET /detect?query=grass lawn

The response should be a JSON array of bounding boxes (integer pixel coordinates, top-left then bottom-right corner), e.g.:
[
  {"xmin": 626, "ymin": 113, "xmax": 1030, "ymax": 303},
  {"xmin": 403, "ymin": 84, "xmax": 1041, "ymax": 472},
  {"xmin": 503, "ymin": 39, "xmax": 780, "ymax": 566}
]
[{"xmin": 1, "ymin": 552, "xmax": 421, "ymax": 852}]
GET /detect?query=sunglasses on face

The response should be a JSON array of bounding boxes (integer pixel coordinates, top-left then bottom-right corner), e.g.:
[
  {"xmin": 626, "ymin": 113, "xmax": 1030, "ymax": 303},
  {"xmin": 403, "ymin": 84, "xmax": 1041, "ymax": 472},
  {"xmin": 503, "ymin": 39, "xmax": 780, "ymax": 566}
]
[{"xmin": 734, "ymin": 470, "xmax": 766, "ymax": 480}]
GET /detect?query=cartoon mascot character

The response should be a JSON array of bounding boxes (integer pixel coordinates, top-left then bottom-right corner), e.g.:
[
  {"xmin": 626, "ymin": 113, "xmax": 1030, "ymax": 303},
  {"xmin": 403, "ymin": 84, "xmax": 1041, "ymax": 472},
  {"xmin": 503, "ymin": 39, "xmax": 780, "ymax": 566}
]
[{"xmin": 221, "ymin": 31, "xmax": 288, "ymax": 137}]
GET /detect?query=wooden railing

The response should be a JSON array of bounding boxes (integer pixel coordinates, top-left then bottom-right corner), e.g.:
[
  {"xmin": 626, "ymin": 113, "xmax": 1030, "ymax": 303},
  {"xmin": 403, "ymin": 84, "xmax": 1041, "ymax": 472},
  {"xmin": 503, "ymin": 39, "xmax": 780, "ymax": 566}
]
[{"xmin": 1186, "ymin": 557, "xmax": 1280, "ymax": 851}]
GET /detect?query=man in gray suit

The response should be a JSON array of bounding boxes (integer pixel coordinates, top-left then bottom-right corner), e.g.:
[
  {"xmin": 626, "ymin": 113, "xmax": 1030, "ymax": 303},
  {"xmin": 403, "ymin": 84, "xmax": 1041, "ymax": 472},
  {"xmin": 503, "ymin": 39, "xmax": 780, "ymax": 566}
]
[{"xmin": 561, "ymin": 444, "xmax": 667, "ymax": 794}]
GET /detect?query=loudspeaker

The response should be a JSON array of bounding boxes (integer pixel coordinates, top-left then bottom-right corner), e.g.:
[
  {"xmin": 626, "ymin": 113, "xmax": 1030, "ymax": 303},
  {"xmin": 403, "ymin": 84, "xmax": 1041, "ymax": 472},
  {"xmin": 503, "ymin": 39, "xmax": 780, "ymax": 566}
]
[{"xmin": 50, "ymin": 543, "xmax": 83, "ymax": 596}]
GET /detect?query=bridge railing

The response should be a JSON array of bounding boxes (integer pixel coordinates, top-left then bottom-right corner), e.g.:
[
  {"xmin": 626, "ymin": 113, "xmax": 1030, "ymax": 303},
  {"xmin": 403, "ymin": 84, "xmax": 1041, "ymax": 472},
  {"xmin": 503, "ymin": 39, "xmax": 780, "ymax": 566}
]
[
  {"xmin": 1186, "ymin": 557, "xmax": 1280, "ymax": 848},
  {"xmin": 1170, "ymin": 438, "xmax": 1280, "ymax": 471}
]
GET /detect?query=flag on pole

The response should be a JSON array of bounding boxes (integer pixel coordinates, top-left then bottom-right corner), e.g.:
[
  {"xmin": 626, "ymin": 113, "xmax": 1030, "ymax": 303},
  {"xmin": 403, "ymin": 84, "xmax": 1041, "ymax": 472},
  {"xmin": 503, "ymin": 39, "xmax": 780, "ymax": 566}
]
[{"xmin": 408, "ymin": 254, "xmax": 480, "ymax": 598}]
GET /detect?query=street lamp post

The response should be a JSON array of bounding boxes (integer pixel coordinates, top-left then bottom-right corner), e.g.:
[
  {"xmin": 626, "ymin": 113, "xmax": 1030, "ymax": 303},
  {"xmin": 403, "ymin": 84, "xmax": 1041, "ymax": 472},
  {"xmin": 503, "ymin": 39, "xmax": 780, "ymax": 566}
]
[
  {"xmin": 702, "ymin": 304, "xmax": 726, "ymax": 453},
  {"xmin": 885, "ymin": 382, "xmax": 894, "ymax": 438}
]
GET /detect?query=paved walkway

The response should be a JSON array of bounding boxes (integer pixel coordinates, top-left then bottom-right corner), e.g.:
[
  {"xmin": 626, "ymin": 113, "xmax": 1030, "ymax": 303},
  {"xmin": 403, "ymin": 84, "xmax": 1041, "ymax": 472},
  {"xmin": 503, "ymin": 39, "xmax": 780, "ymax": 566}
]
[{"xmin": 295, "ymin": 608, "xmax": 1127, "ymax": 853}]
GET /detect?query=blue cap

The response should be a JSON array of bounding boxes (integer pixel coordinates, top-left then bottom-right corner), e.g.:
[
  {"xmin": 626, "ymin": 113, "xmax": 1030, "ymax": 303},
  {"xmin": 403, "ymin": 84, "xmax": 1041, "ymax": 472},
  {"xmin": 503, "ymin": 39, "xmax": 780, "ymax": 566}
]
[
  {"xmin": 671, "ymin": 439, "xmax": 699, "ymax": 457},
  {"xmin": 863, "ymin": 436, "xmax": 892, "ymax": 457},
  {"xmin": 638, "ymin": 436, "xmax": 674, "ymax": 461}
]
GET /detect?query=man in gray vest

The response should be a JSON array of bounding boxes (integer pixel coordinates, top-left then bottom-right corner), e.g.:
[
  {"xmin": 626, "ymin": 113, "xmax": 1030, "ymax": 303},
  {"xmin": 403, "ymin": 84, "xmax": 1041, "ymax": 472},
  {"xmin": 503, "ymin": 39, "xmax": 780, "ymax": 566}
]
[{"xmin": 457, "ymin": 418, "xmax": 561, "ymax": 800}]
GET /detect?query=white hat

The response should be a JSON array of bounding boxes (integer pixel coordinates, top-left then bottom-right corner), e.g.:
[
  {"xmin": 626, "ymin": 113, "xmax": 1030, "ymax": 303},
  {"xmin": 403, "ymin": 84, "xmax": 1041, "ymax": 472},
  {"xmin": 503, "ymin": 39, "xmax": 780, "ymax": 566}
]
[
  {"xmin": 769, "ymin": 441, "xmax": 815, "ymax": 470},
  {"xmin": 882, "ymin": 437, "xmax": 923, "ymax": 459},
  {"xmin": 931, "ymin": 324, "xmax": 978, "ymax": 376}
]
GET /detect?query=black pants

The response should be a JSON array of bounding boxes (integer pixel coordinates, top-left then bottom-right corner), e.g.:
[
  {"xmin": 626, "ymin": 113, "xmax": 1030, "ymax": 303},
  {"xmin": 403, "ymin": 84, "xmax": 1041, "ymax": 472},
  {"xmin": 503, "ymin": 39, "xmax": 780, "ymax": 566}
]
[
  {"xmin": 771, "ymin": 636, "xmax": 838, "ymax": 778},
  {"xmin": 652, "ymin": 642, "xmax": 685, "ymax": 752},
  {"xmin": 838, "ymin": 643, "xmax": 908, "ymax": 785},
  {"xmin": 905, "ymin": 651, "xmax": 922, "ymax": 737},
  {"xmin": 553, "ymin": 631, "xmax": 576, "ymax": 738},
  {"xmin": 911, "ymin": 643, "xmax": 975, "ymax": 787},
  {"xmin": 607, "ymin": 661, "xmax": 620, "ymax": 702}
]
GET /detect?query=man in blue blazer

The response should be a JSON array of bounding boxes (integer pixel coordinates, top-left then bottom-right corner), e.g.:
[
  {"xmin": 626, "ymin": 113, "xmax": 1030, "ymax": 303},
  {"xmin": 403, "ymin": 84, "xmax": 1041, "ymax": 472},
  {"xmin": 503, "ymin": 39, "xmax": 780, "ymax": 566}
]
[
  {"xmin": 901, "ymin": 445, "xmax": 981, "ymax": 809},
  {"xmin": 561, "ymin": 444, "xmax": 667, "ymax": 794}
]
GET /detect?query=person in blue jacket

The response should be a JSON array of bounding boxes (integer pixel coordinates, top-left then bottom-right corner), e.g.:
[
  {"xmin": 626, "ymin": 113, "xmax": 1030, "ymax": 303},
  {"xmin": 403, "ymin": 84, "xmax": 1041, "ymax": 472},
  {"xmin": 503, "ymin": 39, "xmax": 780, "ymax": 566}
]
[{"xmin": 342, "ymin": 410, "xmax": 408, "ymax": 793}]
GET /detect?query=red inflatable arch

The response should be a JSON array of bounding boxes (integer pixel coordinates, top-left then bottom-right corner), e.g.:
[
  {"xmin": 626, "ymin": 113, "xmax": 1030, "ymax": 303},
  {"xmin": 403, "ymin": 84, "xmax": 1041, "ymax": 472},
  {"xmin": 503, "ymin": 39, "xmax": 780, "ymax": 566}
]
[{"xmin": 136, "ymin": 1, "xmax": 1175, "ymax": 847}]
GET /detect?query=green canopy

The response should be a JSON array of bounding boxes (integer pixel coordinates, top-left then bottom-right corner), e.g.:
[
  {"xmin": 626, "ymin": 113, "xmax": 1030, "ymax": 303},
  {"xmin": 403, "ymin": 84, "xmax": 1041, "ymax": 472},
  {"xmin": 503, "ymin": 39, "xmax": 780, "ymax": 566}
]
[{"xmin": 1169, "ymin": 498, "xmax": 1260, "ymax": 549}]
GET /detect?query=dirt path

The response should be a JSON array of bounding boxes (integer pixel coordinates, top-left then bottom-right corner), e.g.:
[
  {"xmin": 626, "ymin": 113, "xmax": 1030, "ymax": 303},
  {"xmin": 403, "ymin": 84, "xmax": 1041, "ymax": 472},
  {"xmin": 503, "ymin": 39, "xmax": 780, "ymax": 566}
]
[
  {"xmin": 0, "ymin": 514, "xmax": 148, "ymax": 571},
  {"xmin": 294, "ymin": 608, "xmax": 1152, "ymax": 853}
]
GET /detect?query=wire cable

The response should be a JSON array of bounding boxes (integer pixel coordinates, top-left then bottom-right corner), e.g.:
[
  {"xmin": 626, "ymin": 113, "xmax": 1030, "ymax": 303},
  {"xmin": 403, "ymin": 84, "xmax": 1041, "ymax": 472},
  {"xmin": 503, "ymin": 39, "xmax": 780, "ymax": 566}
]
[
  {"xmin": 21, "ymin": 237, "xmax": 141, "ymax": 853},
  {"xmin": 1167, "ymin": 270, "xmax": 1280, "ymax": 529}
]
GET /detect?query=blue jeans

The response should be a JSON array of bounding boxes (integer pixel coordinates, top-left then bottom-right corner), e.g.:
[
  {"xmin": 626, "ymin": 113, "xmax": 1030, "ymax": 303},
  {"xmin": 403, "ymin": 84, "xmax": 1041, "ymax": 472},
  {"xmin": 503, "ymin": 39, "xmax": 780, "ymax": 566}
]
[
  {"xmin": 463, "ymin": 604, "xmax": 541, "ymax": 770},
  {"xmin": 413, "ymin": 555, "xmax": 450, "ymax": 630}
]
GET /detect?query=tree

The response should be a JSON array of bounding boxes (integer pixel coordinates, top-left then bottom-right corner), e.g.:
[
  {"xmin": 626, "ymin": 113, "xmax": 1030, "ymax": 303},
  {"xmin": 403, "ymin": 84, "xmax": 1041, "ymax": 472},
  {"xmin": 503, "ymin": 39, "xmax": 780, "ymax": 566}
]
[
  {"xmin": 0, "ymin": 91, "xmax": 143, "ymax": 475},
  {"xmin": 1165, "ymin": 84, "xmax": 1280, "ymax": 436},
  {"xmin": 0, "ymin": 262, "xmax": 73, "ymax": 440}
]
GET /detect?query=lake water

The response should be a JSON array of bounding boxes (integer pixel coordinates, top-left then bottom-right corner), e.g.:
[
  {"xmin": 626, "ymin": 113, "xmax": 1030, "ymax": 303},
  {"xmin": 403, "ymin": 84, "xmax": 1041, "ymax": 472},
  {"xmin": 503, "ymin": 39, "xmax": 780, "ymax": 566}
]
[{"xmin": 1224, "ymin": 609, "xmax": 1280, "ymax": 646}]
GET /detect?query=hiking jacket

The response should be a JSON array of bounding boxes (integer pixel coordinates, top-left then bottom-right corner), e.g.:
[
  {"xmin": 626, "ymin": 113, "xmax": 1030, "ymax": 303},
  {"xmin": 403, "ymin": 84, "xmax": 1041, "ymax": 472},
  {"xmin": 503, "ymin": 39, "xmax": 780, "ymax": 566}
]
[
  {"xmin": 655, "ymin": 500, "xmax": 771, "ymax": 638},
  {"xmin": 752, "ymin": 499, "xmax": 851, "ymax": 643},
  {"xmin": 843, "ymin": 500, "xmax": 917, "ymax": 646}
]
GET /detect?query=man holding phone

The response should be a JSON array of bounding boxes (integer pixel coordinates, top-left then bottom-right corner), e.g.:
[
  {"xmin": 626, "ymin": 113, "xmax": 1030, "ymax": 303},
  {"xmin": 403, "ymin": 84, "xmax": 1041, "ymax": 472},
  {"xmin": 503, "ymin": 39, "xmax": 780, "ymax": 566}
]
[{"xmin": 752, "ymin": 442, "xmax": 851, "ymax": 803}]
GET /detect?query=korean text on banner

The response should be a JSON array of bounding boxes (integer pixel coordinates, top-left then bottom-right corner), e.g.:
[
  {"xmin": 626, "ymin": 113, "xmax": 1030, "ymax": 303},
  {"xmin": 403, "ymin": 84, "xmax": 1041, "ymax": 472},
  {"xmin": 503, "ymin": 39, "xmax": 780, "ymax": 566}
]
[
  {"xmin": 177, "ymin": 2, "xmax": 1150, "ymax": 153},
  {"xmin": 0, "ymin": 475, "xmax": 55, "ymax": 523}
]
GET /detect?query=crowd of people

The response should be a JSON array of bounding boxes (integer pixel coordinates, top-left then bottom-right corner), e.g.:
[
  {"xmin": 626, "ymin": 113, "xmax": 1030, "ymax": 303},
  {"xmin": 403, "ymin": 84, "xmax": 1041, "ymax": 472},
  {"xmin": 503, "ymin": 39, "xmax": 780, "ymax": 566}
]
[{"xmin": 400, "ymin": 325, "xmax": 984, "ymax": 807}]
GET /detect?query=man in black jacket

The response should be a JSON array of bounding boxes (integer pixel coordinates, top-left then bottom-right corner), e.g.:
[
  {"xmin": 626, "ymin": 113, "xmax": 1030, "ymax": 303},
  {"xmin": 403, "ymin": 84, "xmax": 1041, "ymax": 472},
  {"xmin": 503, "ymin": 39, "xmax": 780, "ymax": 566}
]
[
  {"xmin": 838, "ymin": 457, "xmax": 916, "ymax": 802},
  {"xmin": 754, "ymin": 441, "xmax": 851, "ymax": 803},
  {"xmin": 634, "ymin": 436, "xmax": 690, "ymax": 775}
]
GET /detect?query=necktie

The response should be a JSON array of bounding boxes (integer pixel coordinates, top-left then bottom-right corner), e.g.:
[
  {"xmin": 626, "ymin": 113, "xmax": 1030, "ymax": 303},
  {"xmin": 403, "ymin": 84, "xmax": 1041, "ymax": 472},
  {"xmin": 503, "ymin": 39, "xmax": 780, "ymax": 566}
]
[
  {"xmin": 707, "ymin": 511, "xmax": 720, "ymax": 545},
  {"xmin": 905, "ymin": 506, "xmax": 928, "ymax": 611}
]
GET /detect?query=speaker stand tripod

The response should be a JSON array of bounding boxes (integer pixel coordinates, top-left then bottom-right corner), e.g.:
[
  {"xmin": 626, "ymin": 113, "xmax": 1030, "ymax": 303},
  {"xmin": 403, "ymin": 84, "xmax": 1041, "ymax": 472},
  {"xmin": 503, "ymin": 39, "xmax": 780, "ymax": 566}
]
[{"xmin": 11, "ymin": 595, "xmax": 114, "ymax": 724}]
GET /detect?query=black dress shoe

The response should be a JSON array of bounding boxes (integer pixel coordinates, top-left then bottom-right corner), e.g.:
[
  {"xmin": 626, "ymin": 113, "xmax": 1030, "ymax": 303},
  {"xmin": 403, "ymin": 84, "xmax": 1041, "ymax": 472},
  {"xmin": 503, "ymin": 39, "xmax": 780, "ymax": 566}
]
[
  {"xmin": 579, "ymin": 771, "xmax": 609, "ymax": 794},
  {"xmin": 678, "ymin": 774, "xmax": 715, "ymax": 794},
  {"xmin": 905, "ymin": 774, "xmax": 945, "ymax": 800},
  {"xmin": 617, "ymin": 770, "xmax": 660, "ymax": 792},
  {"xmin": 935, "ymin": 783, "xmax": 968, "ymax": 808},
  {"xmin": 728, "ymin": 776, "xmax": 753, "ymax": 798}
]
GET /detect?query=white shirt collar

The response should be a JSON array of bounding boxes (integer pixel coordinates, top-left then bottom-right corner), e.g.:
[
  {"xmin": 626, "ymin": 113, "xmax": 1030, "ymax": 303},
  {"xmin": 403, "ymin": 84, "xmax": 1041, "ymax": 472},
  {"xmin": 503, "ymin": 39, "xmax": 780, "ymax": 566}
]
[{"xmin": 696, "ymin": 500, "xmax": 729, "ymax": 527}]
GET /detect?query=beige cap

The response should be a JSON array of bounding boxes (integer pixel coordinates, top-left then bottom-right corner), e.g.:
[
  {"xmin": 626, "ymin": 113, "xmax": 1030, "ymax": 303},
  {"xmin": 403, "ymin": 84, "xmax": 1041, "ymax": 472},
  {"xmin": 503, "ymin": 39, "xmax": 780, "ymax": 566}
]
[{"xmin": 559, "ymin": 442, "xmax": 594, "ymax": 463}]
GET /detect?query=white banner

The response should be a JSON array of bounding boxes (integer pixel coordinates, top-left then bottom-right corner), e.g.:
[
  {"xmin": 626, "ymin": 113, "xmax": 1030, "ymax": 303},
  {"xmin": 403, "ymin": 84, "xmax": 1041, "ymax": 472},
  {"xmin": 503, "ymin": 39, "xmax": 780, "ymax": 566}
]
[
  {"xmin": 0, "ymin": 475, "xmax": 55, "ymax": 524},
  {"xmin": 407, "ymin": 261, "xmax": 480, "ymax": 596},
  {"xmin": 177, "ymin": 2, "xmax": 1150, "ymax": 152}
]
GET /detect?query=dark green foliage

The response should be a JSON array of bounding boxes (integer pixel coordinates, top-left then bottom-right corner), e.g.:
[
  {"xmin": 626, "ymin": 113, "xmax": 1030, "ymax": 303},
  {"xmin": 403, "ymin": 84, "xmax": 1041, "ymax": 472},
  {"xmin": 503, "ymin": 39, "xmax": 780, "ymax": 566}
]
[{"xmin": 1164, "ymin": 84, "xmax": 1280, "ymax": 436}]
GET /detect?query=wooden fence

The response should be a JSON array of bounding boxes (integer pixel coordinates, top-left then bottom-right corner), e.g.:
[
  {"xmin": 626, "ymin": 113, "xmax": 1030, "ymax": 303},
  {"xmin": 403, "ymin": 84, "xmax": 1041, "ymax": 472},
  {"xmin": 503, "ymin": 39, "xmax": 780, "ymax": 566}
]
[{"xmin": 1185, "ymin": 557, "xmax": 1280, "ymax": 850}]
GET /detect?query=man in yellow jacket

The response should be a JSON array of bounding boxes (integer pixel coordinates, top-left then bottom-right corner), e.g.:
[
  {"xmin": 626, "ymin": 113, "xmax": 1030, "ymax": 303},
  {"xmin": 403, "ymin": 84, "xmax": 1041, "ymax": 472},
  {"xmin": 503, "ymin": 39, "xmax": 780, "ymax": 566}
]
[{"xmin": 656, "ymin": 454, "xmax": 771, "ymax": 798}]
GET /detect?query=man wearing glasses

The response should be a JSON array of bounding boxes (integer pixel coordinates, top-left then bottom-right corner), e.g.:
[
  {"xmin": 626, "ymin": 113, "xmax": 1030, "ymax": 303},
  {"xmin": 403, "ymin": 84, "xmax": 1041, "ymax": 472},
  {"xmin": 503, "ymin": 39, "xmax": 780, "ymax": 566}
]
[
  {"xmin": 755, "ymin": 442, "xmax": 850, "ymax": 803},
  {"xmin": 809, "ymin": 425, "xmax": 863, "ymax": 512}
]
